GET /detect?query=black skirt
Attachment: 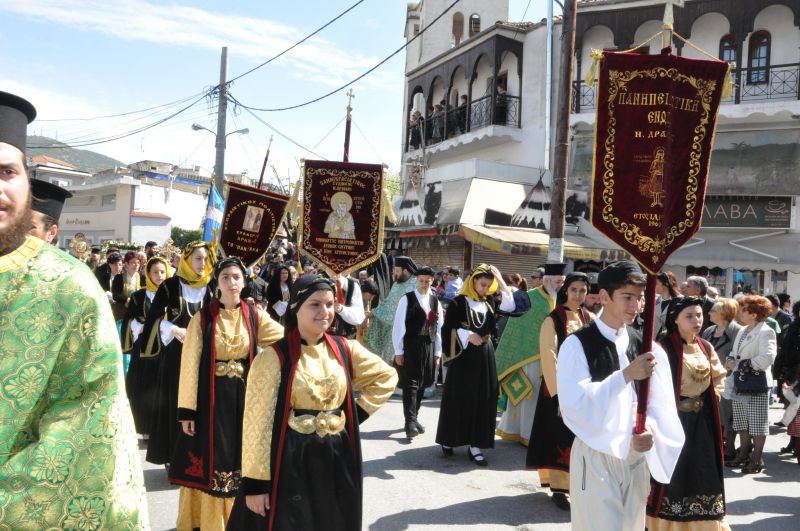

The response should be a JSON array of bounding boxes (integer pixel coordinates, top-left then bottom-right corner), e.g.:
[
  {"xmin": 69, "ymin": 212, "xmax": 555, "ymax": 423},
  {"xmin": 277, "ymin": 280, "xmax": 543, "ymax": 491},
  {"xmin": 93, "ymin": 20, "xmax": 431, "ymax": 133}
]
[
  {"xmin": 525, "ymin": 386, "xmax": 575, "ymax": 483},
  {"xmin": 125, "ymin": 339, "xmax": 160, "ymax": 435},
  {"xmin": 227, "ymin": 428, "xmax": 360, "ymax": 531},
  {"xmin": 146, "ymin": 339, "xmax": 183, "ymax": 464},
  {"xmin": 435, "ymin": 341, "xmax": 499, "ymax": 449},
  {"xmin": 647, "ymin": 397, "xmax": 726, "ymax": 522}
]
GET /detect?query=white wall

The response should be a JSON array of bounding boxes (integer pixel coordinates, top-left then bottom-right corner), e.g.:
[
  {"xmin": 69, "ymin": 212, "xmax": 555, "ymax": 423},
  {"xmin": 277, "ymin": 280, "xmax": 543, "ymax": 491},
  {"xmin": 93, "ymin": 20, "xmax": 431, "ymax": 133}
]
[
  {"xmin": 684, "ymin": 12, "xmax": 730, "ymax": 61},
  {"xmin": 580, "ymin": 25, "xmax": 615, "ymax": 77},
  {"xmin": 633, "ymin": 19, "xmax": 664, "ymax": 54},
  {"xmin": 751, "ymin": 4, "xmax": 800, "ymax": 65},
  {"xmin": 133, "ymin": 184, "xmax": 207, "ymax": 231},
  {"xmin": 131, "ymin": 217, "xmax": 171, "ymax": 245}
]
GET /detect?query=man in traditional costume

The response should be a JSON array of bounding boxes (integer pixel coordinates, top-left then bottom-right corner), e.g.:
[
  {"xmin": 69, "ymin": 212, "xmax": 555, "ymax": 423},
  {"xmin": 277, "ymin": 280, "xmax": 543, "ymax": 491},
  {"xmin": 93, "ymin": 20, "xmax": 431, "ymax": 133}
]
[
  {"xmin": 392, "ymin": 266, "xmax": 444, "ymax": 439},
  {"xmin": 526, "ymin": 272, "xmax": 594, "ymax": 510},
  {"xmin": 557, "ymin": 261, "xmax": 684, "ymax": 530},
  {"xmin": 329, "ymin": 274, "xmax": 365, "ymax": 339},
  {"xmin": 0, "ymin": 90, "xmax": 148, "ymax": 528},
  {"xmin": 367, "ymin": 256, "xmax": 417, "ymax": 365},
  {"xmin": 29, "ymin": 178, "xmax": 71, "ymax": 245},
  {"xmin": 496, "ymin": 263, "xmax": 566, "ymax": 446}
]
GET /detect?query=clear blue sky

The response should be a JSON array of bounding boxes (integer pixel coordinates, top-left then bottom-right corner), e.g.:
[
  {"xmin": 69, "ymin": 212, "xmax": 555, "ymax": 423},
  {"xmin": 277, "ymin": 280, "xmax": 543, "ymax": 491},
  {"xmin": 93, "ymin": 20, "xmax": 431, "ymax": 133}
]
[{"xmin": 0, "ymin": 0, "xmax": 555, "ymax": 184}]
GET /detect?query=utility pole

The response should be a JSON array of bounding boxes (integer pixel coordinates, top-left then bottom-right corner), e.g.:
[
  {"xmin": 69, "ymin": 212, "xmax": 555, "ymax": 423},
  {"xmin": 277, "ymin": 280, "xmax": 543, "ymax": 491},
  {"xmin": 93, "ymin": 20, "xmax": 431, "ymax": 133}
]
[
  {"xmin": 214, "ymin": 46, "xmax": 228, "ymax": 192},
  {"xmin": 548, "ymin": 0, "xmax": 578, "ymax": 263},
  {"xmin": 343, "ymin": 88, "xmax": 355, "ymax": 162}
]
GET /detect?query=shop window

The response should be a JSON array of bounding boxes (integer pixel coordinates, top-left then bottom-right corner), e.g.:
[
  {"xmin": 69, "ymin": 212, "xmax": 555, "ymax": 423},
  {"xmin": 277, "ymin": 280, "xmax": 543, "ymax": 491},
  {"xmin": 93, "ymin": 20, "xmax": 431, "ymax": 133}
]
[
  {"xmin": 469, "ymin": 14, "xmax": 481, "ymax": 37},
  {"xmin": 771, "ymin": 270, "xmax": 788, "ymax": 296},
  {"xmin": 452, "ymin": 12, "xmax": 464, "ymax": 45},
  {"xmin": 747, "ymin": 31, "xmax": 770, "ymax": 84},
  {"xmin": 719, "ymin": 34, "xmax": 736, "ymax": 63}
]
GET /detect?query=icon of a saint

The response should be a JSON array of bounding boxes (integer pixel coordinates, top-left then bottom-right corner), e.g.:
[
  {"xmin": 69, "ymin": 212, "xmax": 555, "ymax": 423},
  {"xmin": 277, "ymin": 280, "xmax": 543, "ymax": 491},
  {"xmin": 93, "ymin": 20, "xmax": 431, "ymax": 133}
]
[{"xmin": 324, "ymin": 191, "xmax": 356, "ymax": 239}]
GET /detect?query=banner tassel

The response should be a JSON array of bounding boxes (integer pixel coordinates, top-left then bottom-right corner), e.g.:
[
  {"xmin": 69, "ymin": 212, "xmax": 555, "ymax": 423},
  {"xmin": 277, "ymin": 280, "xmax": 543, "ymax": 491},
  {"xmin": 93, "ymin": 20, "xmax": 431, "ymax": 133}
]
[
  {"xmin": 721, "ymin": 62, "xmax": 734, "ymax": 100},
  {"xmin": 584, "ymin": 49, "xmax": 604, "ymax": 87},
  {"xmin": 382, "ymin": 186, "xmax": 397, "ymax": 224}
]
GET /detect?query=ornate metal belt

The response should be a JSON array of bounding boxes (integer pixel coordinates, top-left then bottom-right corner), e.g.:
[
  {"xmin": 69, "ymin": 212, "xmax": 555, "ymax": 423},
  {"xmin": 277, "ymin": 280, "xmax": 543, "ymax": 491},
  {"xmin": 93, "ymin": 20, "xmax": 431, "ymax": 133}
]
[
  {"xmin": 678, "ymin": 396, "xmax": 704, "ymax": 413},
  {"xmin": 288, "ymin": 408, "xmax": 345, "ymax": 438},
  {"xmin": 215, "ymin": 360, "xmax": 245, "ymax": 379}
]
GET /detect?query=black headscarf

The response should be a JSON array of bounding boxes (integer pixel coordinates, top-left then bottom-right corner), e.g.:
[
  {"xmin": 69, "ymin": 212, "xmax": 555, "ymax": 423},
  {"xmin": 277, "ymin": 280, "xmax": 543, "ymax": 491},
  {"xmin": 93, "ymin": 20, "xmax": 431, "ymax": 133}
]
[
  {"xmin": 284, "ymin": 274, "xmax": 336, "ymax": 331},
  {"xmin": 556, "ymin": 272, "xmax": 590, "ymax": 306},
  {"xmin": 213, "ymin": 256, "xmax": 247, "ymax": 279},
  {"xmin": 664, "ymin": 296, "xmax": 704, "ymax": 335}
]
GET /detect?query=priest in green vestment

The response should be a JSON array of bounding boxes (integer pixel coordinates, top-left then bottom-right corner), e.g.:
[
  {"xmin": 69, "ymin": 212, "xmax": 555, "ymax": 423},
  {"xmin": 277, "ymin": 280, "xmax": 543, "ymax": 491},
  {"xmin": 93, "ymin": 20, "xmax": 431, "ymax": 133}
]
[
  {"xmin": 0, "ymin": 91, "xmax": 148, "ymax": 530},
  {"xmin": 367, "ymin": 256, "xmax": 417, "ymax": 365},
  {"xmin": 495, "ymin": 263, "xmax": 565, "ymax": 446}
]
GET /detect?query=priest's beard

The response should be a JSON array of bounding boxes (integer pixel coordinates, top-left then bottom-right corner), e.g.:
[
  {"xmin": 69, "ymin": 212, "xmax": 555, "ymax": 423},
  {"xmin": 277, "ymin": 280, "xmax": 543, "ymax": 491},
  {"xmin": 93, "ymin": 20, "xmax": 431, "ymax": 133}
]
[
  {"xmin": 0, "ymin": 193, "xmax": 31, "ymax": 256},
  {"xmin": 545, "ymin": 286, "xmax": 558, "ymax": 300}
]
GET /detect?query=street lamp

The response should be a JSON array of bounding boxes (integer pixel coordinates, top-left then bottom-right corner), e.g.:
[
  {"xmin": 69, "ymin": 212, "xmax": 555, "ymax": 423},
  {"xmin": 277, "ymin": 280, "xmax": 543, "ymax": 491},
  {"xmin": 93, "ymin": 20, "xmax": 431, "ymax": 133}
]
[{"xmin": 191, "ymin": 123, "xmax": 249, "ymax": 190}]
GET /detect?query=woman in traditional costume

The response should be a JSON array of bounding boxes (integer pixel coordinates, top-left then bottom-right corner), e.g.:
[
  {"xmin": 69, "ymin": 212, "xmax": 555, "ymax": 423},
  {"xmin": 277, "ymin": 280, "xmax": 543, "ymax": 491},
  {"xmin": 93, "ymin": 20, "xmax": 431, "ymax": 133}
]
[
  {"xmin": 168, "ymin": 257, "xmax": 283, "ymax": 530},
  {"xmin": 123, "ymin": 255, "xmax": 170, "ymax": 435},
  {"xmin": 435, "ymin": 264, "xmax": 516, "ymax": 466},
  {"xmin": 141, "ymin": 241, "xmax": 215, "ymax": 465},
  {"xmin": 266, "ymin": 265, "xmax": 293, "ymax": 324},
  {"xmin": 227, "ymin": 275, "xmax": 397, "ymax": 530},
  {"xmin": 646, "ymin": 297, "xmax": 730, "ymax": 530},
  {"xmin": 526, "ymin": 272, "xmax": 594, "ymax": 510}
]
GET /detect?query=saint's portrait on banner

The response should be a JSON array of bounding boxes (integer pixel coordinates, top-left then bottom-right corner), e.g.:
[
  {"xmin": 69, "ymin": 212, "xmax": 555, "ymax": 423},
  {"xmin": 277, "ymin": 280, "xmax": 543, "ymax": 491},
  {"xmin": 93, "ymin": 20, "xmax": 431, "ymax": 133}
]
[
  {"xmin": 324, "ymin": 191, "xmax": 356, "ymax": 239},
  {"xmin": 242, "ymin": 205, "xmax": 264, "ymax": 233}
]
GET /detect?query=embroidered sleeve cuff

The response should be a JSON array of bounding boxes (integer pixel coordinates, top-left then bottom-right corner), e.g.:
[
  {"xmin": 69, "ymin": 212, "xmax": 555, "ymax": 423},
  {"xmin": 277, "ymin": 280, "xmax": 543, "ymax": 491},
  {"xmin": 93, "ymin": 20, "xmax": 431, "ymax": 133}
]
[
  {"xmin": 242, "ymin": 477, "xmax": 272, "ymax": 495},
  {"xmin": 177, "ymin": 408, "xmax": 196, "ymax": 421}
]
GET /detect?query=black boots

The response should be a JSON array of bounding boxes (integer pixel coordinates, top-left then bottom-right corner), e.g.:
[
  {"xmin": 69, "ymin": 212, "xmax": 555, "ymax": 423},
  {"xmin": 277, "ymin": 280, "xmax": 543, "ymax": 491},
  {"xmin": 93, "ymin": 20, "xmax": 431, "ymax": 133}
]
[{"xmin": 403, "ymin": 388, "xmax": 420, "ymax": 439}]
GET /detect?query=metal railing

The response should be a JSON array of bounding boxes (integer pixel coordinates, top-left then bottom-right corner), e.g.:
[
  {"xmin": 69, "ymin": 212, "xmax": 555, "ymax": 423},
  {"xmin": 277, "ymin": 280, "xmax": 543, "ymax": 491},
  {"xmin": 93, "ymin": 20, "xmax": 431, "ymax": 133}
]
[
  {"xmin": 572, "ymin": 61, "xmax": 800, "ymax": 113},
  {"xmin": 406, "ymin": 94, "xmax": 521, "ymax": 152}
]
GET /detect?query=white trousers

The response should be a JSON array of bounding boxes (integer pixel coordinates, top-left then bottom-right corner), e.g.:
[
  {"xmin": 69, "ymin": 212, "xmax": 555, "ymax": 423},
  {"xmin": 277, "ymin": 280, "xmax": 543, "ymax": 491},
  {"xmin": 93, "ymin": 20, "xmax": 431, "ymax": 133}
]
[
  {"xmin": 569, "ymin": 437, "xmax": 650, "ymax": 531},
  {"xmin": 496, "ymin": 360, "xmax": 541, "ymax": 444}
]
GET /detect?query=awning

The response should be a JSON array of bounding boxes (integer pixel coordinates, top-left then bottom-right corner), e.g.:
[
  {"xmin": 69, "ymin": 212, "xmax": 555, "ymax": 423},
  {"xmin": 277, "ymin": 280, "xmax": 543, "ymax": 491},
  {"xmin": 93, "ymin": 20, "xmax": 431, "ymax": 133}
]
[
  {"xmin": 666, "ymin": 229, "xmax": 800, "ymax": 273},
  {"xmin": 460, "ymin": 223, "xmax": 626, "ymax": 261}
]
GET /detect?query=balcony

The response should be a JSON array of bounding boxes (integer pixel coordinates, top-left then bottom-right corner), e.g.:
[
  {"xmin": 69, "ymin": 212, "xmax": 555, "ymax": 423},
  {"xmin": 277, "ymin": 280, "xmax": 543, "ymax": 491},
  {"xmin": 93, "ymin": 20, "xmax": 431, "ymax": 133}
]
[
  {"xmin": 571, "ymin": 62, "xmax": 800, "ymax": 114},
  {"xmin": 406, "ymin": 94, "xmax": 521, "ymax": 153}
]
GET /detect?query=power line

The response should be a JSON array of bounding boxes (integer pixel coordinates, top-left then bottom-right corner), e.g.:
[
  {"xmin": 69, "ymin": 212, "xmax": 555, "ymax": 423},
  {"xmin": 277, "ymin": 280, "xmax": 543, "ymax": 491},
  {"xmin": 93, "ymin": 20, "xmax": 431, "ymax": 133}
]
[
  {"xmin": 232, "ymin": 0, "xmax": 462, "ymax": 112},
  {"xmin": 310, "ymin": 115, "xmax": 346, "ymax": 153},
  {"xmin": 352, "ymin": 119, "xmax": 386, "ymax": 165},
  {"xmin": 228, "ymin": 0, "xmax": 368, "ymax": 85},
  {"xmin": 36, "ymin": 91, "xmax": 210, "ymax": 122}
]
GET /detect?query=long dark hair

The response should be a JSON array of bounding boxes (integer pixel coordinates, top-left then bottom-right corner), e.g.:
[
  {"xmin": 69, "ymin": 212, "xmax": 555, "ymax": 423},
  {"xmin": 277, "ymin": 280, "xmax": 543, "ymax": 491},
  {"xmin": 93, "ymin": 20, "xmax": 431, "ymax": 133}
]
[{"xmin": 266, "ymin": 265, "xmax": 293, "ymax": 301}]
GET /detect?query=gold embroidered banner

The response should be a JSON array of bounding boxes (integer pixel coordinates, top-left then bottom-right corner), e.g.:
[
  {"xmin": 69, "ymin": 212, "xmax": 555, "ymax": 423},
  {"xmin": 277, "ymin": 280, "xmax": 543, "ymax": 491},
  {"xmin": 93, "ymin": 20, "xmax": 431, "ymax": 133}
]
[
  {"xmin": 219, "ymin": 182, "xmax": 289, "ymax": 267},
  {"xmin": 590, "ymin": 51, "xmax": 729, "ymax": 273},
  {"xmin": 300, "ymin": 160, "xmax": 385, "ymax": 276}
]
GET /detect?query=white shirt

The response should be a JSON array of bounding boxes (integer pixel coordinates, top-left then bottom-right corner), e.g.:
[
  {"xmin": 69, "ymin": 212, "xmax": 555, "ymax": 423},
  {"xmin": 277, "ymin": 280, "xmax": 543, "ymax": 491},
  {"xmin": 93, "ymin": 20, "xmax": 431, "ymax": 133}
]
[
  {"xmin": 557, "ymin": 317, "xmax": 685, "ymax": 484},
  {"xmin": 337, "ymin": 278, "xmax": 365, "ymax": 326},
  {"xmin": 130, "ymin": 290, "xmax": 156, "ymax": 343},
  {"xmin": 456, "ymin": 291, "xmax": 515, "ymax": 348},
  {"xmin": 160, "ymin": 282, "xmax": 208, "ymax": 346},
  {"xmin": 392, "ymin": 289, "xmax": 444, "ymax": 358}
]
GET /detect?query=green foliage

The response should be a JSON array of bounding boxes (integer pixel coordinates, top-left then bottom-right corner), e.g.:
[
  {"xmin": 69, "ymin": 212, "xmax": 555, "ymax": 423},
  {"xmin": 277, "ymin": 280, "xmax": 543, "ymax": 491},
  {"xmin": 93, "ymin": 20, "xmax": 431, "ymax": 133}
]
[{"xmin": 170, "ymin": 226, "xmax": 204, "ymax": 249}]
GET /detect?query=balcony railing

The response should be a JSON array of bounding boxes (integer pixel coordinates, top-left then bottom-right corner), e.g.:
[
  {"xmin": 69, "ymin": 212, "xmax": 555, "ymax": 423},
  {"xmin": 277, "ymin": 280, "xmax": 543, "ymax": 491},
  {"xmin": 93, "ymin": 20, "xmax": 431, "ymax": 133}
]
[
  {"xmin": 406, "ymin": 94, "xmax": 521, "ymax": 152},
  {"xmin": 572, "ymin": 62, "xmax": 800, "ymax": 113}
]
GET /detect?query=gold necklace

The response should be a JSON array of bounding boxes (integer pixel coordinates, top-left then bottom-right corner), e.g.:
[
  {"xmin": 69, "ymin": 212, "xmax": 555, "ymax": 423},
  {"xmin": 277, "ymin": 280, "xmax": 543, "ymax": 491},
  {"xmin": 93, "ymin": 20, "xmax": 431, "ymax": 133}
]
[{"xmin": 218, "ymin": 308, "xmax": 244, "ymax": 352}]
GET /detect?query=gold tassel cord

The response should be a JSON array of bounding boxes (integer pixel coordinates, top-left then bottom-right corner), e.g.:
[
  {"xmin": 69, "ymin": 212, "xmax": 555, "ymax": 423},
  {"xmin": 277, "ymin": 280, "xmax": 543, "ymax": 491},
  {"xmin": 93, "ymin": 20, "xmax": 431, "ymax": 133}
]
[
  {"xmin": 584, "ymin": 30, "xmax": 666, "ymax": 87},
  {"xmin": 671, "ymin": 30, "xmax": 736, "ymax": 100}
]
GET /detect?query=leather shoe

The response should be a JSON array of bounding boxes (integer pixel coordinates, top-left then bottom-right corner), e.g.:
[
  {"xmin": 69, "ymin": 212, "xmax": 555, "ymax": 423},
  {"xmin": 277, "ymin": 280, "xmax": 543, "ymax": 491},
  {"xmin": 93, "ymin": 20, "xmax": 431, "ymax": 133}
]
[
  {"xmin": 441, "ymin": 445, "xmax": 454, "ymax": 457},
  {"xmin": 414, "ymin": 420, "xmax": 426, "ymax": 434},
  {"xmin": 468, "ymin": 450, "xmax": 488, "ymax": 467},
  {"xmin": 552, "ymin": 492, "xmax": 570, "ymax": 511},
  {"xmin": 405, "ymin": 422, "xmax": 420, "ymax": 439}
]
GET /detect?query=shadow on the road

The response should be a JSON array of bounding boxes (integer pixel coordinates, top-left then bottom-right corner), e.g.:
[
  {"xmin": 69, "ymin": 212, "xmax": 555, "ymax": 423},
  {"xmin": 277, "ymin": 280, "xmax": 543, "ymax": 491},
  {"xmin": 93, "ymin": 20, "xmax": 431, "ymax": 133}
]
[
  {"xmin": 726, "ymin": 495, "xmax": 795, "ymax": 530},
  {"xmin": 723, "ymin": 452, "xmax": 799, "ymax": 484},
  {"xmin": 367, "ymin": 492, "xmax": 569, "ymax": 530},
  {"xmin": 143, "ymin": 467, "xmax": 179, "ymax": 493},
  {"xmin": 724, "ymin": 515, "xmax": 797, "ymax": 531}
]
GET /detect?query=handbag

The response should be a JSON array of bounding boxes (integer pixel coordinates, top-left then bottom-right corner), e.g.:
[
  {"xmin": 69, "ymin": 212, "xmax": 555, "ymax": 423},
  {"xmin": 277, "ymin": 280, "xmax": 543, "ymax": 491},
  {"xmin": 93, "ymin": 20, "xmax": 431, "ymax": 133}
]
[{"xmin": 733, "ymin": 359, "xmax": 769, "ymax": 395}]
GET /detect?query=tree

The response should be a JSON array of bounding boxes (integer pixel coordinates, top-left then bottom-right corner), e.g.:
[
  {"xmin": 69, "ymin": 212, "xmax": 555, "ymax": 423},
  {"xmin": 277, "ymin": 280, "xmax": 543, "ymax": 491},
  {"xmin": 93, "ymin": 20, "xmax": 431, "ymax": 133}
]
[{"xmin": 170, "ymin": 226, "xmax": 203, "ymax": 249}]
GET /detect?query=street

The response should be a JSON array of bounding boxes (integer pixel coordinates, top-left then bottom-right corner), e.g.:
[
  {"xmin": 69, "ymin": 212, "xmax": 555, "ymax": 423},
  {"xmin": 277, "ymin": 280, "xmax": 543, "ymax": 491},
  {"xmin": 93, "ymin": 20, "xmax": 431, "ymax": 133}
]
[{"xmin": 142, "ymin": 391, "xmax": 799, "ymax": 530}]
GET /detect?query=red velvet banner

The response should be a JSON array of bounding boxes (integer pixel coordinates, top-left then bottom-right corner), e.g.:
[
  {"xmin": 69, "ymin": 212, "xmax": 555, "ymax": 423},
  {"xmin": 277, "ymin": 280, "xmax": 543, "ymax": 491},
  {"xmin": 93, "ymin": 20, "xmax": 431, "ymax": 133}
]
[
  {"xmin": 219, "ymin": 182, "xmax": 289, "ymax": 267},
  {"xmin": 590, "ymin": 52, "xmax": 729, "ymax": 274},
  {"xmin": 301, "ymin": 159, "xmax": 385, "ymax": 276}
]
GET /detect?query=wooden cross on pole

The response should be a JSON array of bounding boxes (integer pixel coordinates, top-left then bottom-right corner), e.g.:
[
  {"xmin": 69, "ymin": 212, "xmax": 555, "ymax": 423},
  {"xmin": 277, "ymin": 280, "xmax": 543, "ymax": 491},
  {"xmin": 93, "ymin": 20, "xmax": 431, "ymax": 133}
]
[
  {"xmin": 660, "ymin": 0, "xmax": 685, "ymax": 49},
  {"xmin": 346, "ymin": 88, "xmax": 355, "ymax": 118}
]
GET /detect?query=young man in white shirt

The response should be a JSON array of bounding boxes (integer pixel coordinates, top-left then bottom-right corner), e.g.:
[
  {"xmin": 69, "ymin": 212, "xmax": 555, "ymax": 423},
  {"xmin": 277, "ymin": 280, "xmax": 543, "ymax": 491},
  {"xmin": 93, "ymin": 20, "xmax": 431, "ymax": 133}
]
[{"xmin": 557, "ymin": 261, "xmax": 685, "ymax": 530}]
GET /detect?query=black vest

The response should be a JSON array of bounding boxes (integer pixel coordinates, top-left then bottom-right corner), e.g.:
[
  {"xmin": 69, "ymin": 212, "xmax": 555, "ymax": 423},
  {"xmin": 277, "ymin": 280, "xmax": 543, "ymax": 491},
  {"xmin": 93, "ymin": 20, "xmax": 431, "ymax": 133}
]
[
  {"xmin": 404, "ymin": 291, "xmax": 439, "ymax": 342},
  {"xmin": 573, "ymin": 321, "xmax": 642, "ymax": 382}
]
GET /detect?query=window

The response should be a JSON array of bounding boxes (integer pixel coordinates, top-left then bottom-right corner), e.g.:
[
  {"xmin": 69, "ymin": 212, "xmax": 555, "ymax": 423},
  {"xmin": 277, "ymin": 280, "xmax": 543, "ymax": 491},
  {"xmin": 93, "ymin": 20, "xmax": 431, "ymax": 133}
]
[
  {"xmin": 469, "ymin": 14, "xmax": 481, "ymax": 37},
  {"xmin": 101, "ymin": 194, "xmax": 116, "ymax": 207},
  {"xmin": 452, "ymin": 12, "xmax": 464, "ymax": 46},
  {"xmin": 747, "ymin": 31, "xmax": 770, "ymax": 84},
  {"xmin": 414, "ymin": 24, "xmax": 420, "ymax": 35},
  {"xmin": 719, "ymin": 34, "xmax": 736, "ymax": 63}
]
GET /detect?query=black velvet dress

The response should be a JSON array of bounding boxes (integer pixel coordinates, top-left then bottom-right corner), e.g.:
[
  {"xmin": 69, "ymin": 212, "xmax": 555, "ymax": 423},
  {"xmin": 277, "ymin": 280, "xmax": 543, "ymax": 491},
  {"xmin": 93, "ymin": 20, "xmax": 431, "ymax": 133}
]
[
  {"xmin": 435, "ymin": 294, "xmax": 500, "ymax": 449},
  {"xmin": 122, "ymin": 288, "xmax": 155, "ymax": 434}
]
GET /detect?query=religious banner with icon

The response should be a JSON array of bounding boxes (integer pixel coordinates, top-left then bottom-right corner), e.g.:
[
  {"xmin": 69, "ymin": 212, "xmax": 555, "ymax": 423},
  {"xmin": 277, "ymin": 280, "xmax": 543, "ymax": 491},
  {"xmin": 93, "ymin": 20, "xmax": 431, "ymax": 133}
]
[
  {"xmin": 219, "ymin": 181, "xmax": 289, "ymax": 267},
  {"xmin": 589, "ymin": 51, "xmax": 729, "ymax": 274},
  {"xmin": 300, "ymin": 159, "xmax": 386, "ymax": 277}
]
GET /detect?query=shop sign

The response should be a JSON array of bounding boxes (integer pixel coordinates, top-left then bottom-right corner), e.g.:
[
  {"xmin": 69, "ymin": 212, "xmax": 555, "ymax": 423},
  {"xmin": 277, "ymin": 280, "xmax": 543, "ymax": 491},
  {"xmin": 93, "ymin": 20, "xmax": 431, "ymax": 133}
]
[{"xmin": 702, "ymin": 196, "xmax": 791, "ymax": 228}]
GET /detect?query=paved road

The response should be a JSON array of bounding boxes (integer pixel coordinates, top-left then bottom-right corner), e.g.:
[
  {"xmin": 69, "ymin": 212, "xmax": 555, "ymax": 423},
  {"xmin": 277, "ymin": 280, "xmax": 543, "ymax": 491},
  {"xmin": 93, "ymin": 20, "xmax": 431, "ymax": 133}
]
[{"xmin": 142, "ymin": 392, "xmax": 799, "ymax": 530}]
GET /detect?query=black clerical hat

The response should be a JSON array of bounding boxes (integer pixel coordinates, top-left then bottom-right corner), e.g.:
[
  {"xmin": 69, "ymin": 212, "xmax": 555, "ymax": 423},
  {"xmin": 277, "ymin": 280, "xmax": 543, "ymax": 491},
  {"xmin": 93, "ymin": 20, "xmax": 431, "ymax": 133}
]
[
  {"xmin": 394, "ymin": 256, "xmax": 418, "ymax": 274},
  {"xmin": 543, "ymin": 263, "xmax": 567, "ymax": 276},
  {"xmin": 0, "ymin": 91, "xmax": 36, "ymax": 154},
  {"xmin": 31, "ymin": 179, "xmax": 72, "ymax": 220}
]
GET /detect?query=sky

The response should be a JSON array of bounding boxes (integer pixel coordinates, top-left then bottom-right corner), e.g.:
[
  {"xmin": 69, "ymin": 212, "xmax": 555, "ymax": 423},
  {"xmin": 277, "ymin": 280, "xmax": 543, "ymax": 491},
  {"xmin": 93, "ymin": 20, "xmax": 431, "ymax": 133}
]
[{"xmin": 0, "ymin": 0, "xmax": 556, "ymax": 188}]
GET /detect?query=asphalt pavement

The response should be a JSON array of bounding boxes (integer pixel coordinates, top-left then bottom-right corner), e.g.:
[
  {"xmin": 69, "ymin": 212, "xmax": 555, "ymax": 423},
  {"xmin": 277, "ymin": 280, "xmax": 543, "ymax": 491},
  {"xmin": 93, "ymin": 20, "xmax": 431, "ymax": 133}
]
[{"xmin": 142, "ymin": 390, "xmax": 799, "ymax": 530}]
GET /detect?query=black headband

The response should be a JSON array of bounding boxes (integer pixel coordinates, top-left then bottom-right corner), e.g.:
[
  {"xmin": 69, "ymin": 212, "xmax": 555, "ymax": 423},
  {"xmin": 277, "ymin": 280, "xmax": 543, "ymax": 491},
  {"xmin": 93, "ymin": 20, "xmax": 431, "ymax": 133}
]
[
  {"xmin": 284, "ymin": 275, "xmax": 336, "ymax": 330},
  {"xmin": 214, "ymin": 257, "xmax": 246, "ymax": 279},
  {"xmin": 665, "ymin": 296, "xmax": 704, "ymax": 334}
]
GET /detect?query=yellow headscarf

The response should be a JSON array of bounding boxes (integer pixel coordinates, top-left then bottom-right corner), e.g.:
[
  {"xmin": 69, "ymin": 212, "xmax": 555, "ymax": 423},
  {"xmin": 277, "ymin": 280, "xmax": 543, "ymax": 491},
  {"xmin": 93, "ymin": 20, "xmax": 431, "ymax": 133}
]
[
  {"xmin": 459, "ymin": 263, "xmax": 499, "ymax": 302},
  {"xmin": 176, "ymin": 241, "xmax": 216, "ymax": 288},
  {"xmin": 145, "ymin": 256, "xmax": 172, "ymax": 293}
]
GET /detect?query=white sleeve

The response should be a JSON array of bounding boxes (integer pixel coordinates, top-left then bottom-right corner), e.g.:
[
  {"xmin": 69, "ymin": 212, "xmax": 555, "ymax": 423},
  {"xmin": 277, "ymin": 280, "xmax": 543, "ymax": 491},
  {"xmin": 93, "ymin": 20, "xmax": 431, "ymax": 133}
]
[
  {"xmin": 457, "ymin": 329, "xmax": 471, "ymax": 349},
  {"xmin": 643, "ymin": 343, "xmax": 686, "ymax": 484},
  {"xmin": 434, "ymin": 304, "xmax": 444, "ymax": 358},
  {"xmin": 497, "ymin": 290, "xmax": 515, "ymax": 312},
  {"xmin": 392, "ymin": 295, "xmax": 408, "ymax": 357},
  {"xmin": 556, "ymin": 335, "xmax": 635, "ymax": 460},
  {"xmin": 131, "ymin": 320, "xmax": 145, "ymax": 343},
  {"xmin": 338, "ymin": 281, "xmax": 365, "ymax": 326},
  {"xmin": 160, "ymin": 320, "xmax": 176, "ymax": 346}
]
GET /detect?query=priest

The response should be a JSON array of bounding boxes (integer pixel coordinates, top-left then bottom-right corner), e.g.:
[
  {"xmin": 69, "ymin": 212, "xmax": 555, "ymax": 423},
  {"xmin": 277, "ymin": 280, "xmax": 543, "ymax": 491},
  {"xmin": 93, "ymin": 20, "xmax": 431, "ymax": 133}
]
[
  {"xmin": 0, "ymin": 91, "xmax": 148, "ymax": 528},
  {"xmin": 496, "ymin": 263, "xmax": 566, "ymax": 446},
  {"xmin": 29, "ymin": 178, "xmax": 72, "ymax": 245},
  {"xmin": 367, "ymin": 256, "xmax": 418, "ymax": 365}
]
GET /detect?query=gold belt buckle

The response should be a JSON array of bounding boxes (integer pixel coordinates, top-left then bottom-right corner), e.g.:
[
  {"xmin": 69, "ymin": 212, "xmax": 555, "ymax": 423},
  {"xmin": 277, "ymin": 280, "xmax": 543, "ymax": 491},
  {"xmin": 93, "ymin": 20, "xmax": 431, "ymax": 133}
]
[
  {"xmin": 215, "ymin": 360, "xmax": 244, "ymax": 379},
  {"xmin": 288, "ymin": 410, "xmax": 346, "ymax": 437},
  {"xmin": 679, "ymin": 397, "xmax": 703, "ymax": 413}
]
